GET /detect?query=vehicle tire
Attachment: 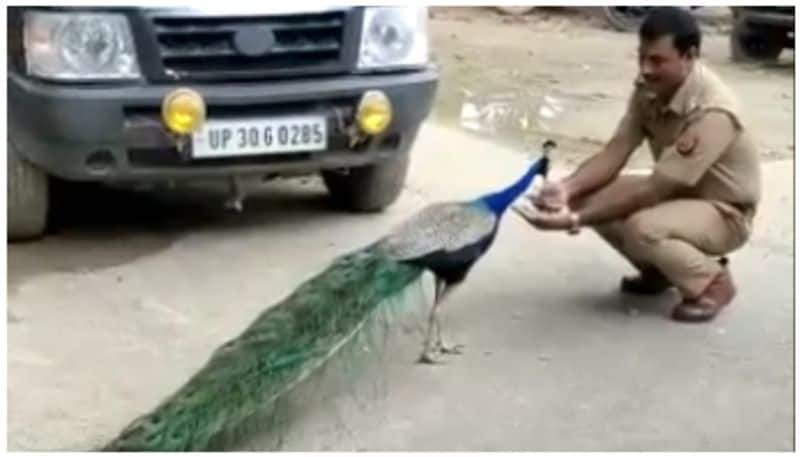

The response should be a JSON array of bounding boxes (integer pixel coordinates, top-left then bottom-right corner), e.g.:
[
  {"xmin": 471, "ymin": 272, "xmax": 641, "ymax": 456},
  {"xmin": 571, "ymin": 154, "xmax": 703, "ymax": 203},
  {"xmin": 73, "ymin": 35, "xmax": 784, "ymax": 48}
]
[
  {"xmin": 493, "ymin": 7, "xmax": 536, "ymax": 16},
  {"xmin": 322, "ymin": 151, "xmax": 410, "ymax": 212},
  {"xmin": 8, "ymin": 139, "xmax": 49, "ymax": 241},
  {"xmin": 730, "ymin": 15, "xmax": 784, "ymax": 62},
  {"xmin": 602, "ymin": 6, "xmax": 650, "ymax": 32}
]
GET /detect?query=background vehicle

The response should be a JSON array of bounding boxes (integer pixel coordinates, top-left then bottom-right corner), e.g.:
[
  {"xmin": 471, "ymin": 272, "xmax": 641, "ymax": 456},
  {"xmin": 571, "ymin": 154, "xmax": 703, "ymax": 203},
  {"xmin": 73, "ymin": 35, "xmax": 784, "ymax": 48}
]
[
  {"xmin": 729, "ymin": 7, "xmax": 794, "ymax": 62},
  {"xmin": 7, "ymin": 6, "xmax": 438, "ymax": 241}
]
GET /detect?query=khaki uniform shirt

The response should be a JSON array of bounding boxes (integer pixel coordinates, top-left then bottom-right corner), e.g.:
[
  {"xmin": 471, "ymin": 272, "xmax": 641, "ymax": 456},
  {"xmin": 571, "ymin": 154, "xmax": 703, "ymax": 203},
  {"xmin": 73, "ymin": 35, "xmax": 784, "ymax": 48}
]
[{"xmin": 611, "ymin": 62, "xmax": 762, "ymax": 223}]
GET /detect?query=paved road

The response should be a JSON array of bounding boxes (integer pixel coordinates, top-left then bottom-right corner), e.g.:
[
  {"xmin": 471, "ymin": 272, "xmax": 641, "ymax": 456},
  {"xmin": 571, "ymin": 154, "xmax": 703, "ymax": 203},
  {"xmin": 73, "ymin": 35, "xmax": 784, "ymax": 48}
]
[{"xmin": 8, "ymin": 123, "xmax": 792, "ymax": 451}]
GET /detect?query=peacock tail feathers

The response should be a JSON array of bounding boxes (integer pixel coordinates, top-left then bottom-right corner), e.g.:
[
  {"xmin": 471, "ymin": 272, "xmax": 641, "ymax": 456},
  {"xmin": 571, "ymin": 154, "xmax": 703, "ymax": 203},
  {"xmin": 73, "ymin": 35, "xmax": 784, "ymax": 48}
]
[
  {"xmin": 100, "ymin": 153, "xmax": 553, "ymax": 451},
  {"xmin": 102, "ymin": 246, "xmax": 430, "ymax": 451}
]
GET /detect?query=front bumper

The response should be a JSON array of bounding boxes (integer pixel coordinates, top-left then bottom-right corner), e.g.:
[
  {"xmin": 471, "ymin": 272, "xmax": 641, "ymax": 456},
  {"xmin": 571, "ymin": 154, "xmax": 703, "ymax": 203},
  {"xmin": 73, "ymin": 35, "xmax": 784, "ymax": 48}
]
[{"xmin": 8, "ymin": 68, "xmax": 438, "ymax": 181}]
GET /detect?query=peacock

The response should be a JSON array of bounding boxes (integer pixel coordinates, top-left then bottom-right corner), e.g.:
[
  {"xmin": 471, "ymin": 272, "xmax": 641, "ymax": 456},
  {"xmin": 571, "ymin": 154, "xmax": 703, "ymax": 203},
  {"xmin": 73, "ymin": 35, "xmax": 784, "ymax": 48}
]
[{"xmin": 101, "ymin": 142, "xmax": 554, "ymax": 451}]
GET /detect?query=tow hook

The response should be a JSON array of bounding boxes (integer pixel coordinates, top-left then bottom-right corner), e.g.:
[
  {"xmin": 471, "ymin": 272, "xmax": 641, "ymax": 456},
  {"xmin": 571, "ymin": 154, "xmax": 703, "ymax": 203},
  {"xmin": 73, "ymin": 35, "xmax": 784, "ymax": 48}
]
[{"xmin": 224, "ymin": 176, "xmax": 246, "ymax": 212}]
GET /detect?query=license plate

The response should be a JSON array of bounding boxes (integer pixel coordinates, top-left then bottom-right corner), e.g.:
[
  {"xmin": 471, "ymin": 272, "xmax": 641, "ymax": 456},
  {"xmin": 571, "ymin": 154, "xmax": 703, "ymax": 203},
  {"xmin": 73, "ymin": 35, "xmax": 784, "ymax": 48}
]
[{"xmin": 191, "ymin": 116, "xmax": 327, "ymax": 159}]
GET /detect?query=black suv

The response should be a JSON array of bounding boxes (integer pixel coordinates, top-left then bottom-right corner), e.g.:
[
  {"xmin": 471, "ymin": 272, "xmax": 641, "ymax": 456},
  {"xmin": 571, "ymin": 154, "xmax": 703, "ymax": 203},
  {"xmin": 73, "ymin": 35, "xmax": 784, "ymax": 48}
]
[
  {"xmin": 730, "ymin": 6, "xmax": 794, "ymax": 62},
  {"xmin": 7, "ymin": 6, "xmax": 438, "ymax": 240}
]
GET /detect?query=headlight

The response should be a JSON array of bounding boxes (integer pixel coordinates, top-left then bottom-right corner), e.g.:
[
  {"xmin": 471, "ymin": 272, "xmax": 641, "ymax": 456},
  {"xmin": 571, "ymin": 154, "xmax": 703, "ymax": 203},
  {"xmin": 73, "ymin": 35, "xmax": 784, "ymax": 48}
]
[
  {"xmin": 358, "ymin": 7, "xmax": 429, "ymax": 70},
  {"xmin": 23, "ymin": 11, "xmax": 141, "ymax": 80}
]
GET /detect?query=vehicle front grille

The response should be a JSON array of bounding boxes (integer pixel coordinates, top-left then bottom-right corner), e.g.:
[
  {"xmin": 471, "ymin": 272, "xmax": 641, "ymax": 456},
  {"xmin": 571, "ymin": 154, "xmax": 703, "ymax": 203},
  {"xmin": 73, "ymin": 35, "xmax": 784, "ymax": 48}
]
[{"xmin": 150, "ymin": 10, "xmax": 352, "ymax": 81}]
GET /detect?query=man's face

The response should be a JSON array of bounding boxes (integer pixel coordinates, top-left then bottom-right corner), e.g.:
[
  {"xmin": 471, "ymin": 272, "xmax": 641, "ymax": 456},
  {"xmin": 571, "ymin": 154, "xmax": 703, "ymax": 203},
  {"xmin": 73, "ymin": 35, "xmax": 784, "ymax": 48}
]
[{"xmin": 638, "ymin": 35, "xmax": 694, "ymax": 98}]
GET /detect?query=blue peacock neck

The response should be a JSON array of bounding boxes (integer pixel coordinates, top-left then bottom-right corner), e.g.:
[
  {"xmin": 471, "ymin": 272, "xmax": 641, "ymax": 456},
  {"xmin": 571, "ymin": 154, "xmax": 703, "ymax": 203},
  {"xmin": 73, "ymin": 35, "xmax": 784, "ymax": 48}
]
[{"xmin": 478, "ymin": 156, "xmax": 549, "ymax": 216}]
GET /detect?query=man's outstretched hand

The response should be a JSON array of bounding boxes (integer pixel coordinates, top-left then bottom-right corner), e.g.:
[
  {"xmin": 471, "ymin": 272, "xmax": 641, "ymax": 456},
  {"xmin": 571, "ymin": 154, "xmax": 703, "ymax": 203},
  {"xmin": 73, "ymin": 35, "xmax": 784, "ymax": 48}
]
[
  {"xmin": 531, "ymin": 180, "xmax": 569, "ymax": 213},
  {"xmin": 513, "ymin": 204, "xmax": 575, "ymax": 231},
  {"xmin": 514, "ymin": 179, "xmax": 579, "ymax": 233}
]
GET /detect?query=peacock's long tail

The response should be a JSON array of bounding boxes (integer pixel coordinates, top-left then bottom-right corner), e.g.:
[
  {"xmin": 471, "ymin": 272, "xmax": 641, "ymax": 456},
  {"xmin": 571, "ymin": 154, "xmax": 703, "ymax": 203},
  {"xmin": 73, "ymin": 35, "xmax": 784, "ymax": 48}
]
[{"xmin": 102, "ymin": 247, "xmax": 425, "ymax": 451}]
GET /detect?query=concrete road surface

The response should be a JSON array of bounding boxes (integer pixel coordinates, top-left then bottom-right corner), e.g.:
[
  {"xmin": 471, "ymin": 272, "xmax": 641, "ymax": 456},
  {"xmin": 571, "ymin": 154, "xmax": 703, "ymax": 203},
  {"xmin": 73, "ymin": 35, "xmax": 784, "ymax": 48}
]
[
  {"xmin": 8, "ymin": 123, "xmax": 793, "ymax": 451},
  {"xmin": 8, "ymin": 9, "xmax": 794, "ymax": 452}
]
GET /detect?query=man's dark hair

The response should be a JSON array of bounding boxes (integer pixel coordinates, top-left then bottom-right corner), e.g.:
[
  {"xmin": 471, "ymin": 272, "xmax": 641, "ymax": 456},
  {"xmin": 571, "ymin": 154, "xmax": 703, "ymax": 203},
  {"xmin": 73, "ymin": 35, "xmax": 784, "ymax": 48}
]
[{"xmin": 639, "ymin": 7, "xmax": 701, "ymax": 56}]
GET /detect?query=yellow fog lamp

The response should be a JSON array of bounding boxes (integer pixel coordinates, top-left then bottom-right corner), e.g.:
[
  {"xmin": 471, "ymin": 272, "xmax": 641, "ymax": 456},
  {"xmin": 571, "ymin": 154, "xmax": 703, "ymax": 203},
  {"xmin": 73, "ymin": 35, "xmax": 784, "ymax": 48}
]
[
  {"xmin": 161, "ymin": 88, "xmax": 206, "ymax": 135},
  {"xmin": 356, "ymin": 90, "xmax": 392, "ymax": 135}
]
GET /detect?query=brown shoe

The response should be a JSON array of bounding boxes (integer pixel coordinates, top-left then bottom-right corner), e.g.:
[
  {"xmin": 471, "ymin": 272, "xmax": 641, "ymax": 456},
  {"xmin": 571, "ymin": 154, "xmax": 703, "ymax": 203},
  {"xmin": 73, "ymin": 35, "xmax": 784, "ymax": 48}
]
[
  {"xmin": 620, "ymin": 268, "xmax": 672, "ymax": 295},
  {"xmin": 671, "ymin": 264, "xmax": 736, "ymax": 323},
  {"xmin": 621, "ymin": 257, "xmax": 729, "ymax": 297}
]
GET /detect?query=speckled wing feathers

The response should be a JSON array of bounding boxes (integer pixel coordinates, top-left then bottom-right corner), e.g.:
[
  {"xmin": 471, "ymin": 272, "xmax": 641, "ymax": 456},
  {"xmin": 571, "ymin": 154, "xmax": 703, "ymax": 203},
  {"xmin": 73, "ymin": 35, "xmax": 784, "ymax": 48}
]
[{"xmin": 376, "ymin": 203, "xmax": 495, "ymax": 261}]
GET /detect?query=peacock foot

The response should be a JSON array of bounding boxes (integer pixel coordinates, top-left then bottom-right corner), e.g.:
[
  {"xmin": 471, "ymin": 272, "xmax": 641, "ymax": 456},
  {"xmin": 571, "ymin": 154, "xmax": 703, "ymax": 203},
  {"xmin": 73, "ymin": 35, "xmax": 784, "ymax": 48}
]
[
  {"xmin": 416, "ymin": 350, "xmax": 446, "ymax": 365},
  {"xmin": 436, "ymin": 342, "xmax": 465, "ymax": 355}
]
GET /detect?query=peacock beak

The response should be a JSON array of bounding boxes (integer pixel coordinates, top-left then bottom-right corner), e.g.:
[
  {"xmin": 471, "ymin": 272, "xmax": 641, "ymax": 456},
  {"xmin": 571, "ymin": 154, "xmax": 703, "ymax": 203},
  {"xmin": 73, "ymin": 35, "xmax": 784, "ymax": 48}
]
[{"xmin": 542, "ymin": 139, "xmax": 557, "ymax": 157}]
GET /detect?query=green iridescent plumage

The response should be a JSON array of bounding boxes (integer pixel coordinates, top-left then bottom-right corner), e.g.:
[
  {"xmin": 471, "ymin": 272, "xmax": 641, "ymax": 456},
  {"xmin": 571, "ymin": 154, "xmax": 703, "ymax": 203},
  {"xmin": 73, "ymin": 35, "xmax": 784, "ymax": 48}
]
[{"xmin": 102, "ymin": 247, "xmax": 425, "ymax": 451}]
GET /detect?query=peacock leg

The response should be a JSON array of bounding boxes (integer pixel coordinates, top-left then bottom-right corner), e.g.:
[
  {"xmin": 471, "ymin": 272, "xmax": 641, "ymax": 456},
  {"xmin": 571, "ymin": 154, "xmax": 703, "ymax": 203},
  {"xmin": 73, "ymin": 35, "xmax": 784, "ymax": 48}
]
[
  {"xmin": 432, "ymin": 287, "xmax": 464, "ymax": 355},
  {"xmin": 417, "ymin": 280, "xmax": 446, "ymax": 364}
]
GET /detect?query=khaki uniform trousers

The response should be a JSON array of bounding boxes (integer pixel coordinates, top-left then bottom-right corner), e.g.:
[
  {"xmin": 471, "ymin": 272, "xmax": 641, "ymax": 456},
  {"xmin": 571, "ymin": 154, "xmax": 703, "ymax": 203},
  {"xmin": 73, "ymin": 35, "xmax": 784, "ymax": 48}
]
[{"xmin": 576, "ymin": 176, "xmax": 752, "ymax": 298}]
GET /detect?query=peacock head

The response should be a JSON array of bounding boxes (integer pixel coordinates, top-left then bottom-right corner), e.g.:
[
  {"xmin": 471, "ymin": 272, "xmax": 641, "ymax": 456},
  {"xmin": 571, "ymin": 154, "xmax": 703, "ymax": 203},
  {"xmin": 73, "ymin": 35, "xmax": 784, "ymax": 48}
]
[
  {"xmin": 541, "ymin": 139, "xmax": 556, "ymax": 158},
  {"xmin": 479, "ymin": 140, "xmax": 556, "ymax": 216}
]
